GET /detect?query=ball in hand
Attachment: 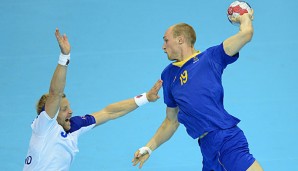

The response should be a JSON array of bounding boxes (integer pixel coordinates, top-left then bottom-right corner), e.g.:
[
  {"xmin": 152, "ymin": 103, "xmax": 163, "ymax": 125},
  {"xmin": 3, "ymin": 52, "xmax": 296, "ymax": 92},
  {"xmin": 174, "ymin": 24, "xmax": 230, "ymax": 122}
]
[{"xmin": 227, "ymin": 1, "xmax": 252, "ymax": 25}]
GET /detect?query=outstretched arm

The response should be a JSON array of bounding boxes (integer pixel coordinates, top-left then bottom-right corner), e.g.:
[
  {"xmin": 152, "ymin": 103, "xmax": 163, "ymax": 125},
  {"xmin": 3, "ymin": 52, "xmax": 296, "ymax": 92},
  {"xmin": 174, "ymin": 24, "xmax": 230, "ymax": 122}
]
[
  {"xmin": 91, "ymin": 80, "xmax": 162, "ymax": 126},
  {"xmin": 132, "ymin": 107, "xmax": 179, "ymax": 169},
  {"xmin": 223, "ymin": 10, "xmax": 254, "ymax": 56},
  {"xmin": 45, "ymin": 28, "xmax": 71, "ymax": 118}
]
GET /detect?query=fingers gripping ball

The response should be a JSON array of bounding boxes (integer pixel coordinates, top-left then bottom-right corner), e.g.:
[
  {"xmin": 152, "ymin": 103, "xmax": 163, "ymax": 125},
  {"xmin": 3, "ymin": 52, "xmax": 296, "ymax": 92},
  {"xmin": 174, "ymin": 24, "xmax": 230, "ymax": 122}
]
[{"xmin": 227, "ymin": 1, "xmax": 252, "ymax": 25}]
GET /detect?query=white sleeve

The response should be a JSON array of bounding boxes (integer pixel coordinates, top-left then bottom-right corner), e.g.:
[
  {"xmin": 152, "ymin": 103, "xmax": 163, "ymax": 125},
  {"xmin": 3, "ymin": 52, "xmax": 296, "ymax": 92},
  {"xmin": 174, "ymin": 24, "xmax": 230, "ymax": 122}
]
[
  {"xmin": 31, "ymin": 111, "xmax": 58, "ymax": 136},
  {"xmin": 77, "ymin": 124, "xmax": 95, "ymax": 136}
]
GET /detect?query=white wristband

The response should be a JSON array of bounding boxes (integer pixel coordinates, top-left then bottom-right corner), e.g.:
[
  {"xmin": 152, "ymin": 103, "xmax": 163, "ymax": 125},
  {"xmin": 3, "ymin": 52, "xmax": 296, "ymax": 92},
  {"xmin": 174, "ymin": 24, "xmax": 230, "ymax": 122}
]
[
  {"xmin": 138, "ymin": 146, "xmax": 152, "ymax": 155},
  {"xmin": 134, "ymin": 93, "xmax": 149, "ymax": 107},
  {"xmin": 58, "ymin": 53, "xmax": 70, "ymax": 66}
]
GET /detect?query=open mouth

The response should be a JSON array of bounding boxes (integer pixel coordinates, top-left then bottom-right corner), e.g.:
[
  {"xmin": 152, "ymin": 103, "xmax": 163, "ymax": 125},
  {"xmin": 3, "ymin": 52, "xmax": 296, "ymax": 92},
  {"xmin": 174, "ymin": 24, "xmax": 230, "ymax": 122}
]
[{"xmin": 65, "ymin": 118, "xmax": 70, "ymax": 122}]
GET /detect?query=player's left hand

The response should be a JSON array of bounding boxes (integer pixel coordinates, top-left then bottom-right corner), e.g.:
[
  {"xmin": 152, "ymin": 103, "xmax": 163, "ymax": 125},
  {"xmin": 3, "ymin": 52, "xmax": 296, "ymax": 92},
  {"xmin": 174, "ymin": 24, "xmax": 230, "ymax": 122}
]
[
  {"xmin": 146, "ymin": 80, "xmax": 163, "ymax": 102},
  {"xmin": 132, "ymin": 149, "xmax": 150, "ymax": 169}
]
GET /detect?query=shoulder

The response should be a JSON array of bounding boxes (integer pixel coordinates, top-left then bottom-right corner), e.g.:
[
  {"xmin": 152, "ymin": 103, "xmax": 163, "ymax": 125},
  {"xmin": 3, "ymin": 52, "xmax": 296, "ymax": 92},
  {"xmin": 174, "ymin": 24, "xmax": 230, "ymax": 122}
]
[
  {"xmin": 205, "ymin": 43, "xmax": 239, "ymax": 65},
  {"xmin": 205, "ymin": 43, "xmax": 223, "ymax": 54},
  {"xmin": 161, "ymin": 63, "xmax": 173, "ymax": 74},
  {"xmin": 31, "ymin": 111, "xmax": 57, "ymax": 132},
  {"xmin": 161, "ymin": 64, "xmax": 179, "ymax": 87},
  {"xmin": 206, "ymin": 43, "xmax": 238, "ymax": 57}
]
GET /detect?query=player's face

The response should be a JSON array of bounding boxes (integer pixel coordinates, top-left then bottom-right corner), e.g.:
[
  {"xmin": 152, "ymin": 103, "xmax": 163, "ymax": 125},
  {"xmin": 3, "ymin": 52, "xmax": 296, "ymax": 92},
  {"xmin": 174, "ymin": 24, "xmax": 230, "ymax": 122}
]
[
  {"xmin": 162, "ymin": 27, "xmax": 181, "ymax": 61},
  {"xmin": 57, "ymin": 98, "xmax": 73, "ymax": 131}
]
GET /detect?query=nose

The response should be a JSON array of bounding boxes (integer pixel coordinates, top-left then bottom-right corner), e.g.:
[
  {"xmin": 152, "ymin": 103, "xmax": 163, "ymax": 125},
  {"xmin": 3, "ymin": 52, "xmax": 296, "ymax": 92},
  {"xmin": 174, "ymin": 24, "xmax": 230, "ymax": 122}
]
[
  {"xmin": 68, "ymin": 108, "xmax": 73, "ymax": 114},
  {"xmin": 162, "ymin": 43, "xmax": 166, "ymax": 51}
]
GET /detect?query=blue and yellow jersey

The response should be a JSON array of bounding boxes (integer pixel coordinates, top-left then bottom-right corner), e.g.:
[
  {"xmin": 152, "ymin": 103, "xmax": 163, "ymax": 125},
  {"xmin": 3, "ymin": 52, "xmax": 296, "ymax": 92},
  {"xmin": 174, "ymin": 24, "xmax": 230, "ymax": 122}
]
[{"xmin": 161, "ymin": 43, "xmax": 240, "ymax": 139}]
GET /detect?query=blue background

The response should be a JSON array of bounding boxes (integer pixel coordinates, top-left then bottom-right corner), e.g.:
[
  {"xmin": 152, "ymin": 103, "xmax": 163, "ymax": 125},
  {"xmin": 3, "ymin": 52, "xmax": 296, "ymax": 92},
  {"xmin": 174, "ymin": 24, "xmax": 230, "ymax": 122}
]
[{"xmin": 0, "ymin": 0, "xmax": 297, "ymax": 170}]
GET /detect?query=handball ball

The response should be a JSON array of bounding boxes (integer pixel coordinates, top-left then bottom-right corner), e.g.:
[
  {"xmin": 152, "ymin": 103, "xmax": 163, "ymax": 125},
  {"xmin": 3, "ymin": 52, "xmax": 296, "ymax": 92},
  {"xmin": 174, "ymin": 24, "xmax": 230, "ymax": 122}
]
[{"xmin": 227, "ymin": 1, "xmax": 252, "ymax": 25}]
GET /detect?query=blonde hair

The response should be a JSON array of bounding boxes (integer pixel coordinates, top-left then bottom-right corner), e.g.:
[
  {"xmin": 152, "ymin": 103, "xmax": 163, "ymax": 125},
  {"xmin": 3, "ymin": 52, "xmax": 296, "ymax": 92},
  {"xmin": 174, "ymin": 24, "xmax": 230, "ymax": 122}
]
[
  {"xmin": 172, "ymin": 23, "xmax": 196, "ymax": 47},
  {"xmin": 36, "ymin": 93, "xmax": 66, "ymax": 114}
]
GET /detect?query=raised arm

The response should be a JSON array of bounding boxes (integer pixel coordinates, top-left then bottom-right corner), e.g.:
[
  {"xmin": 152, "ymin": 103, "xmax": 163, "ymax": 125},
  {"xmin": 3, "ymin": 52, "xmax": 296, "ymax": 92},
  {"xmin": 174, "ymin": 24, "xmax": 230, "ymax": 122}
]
[
  {"xmin": 223, "ymin": 10, "xmax": 254, "ymax": 56},
  {"xmin": 45, "ymin": 28, "xmax": 71, "ymax": 118},
  {"xmin": 91, "ymin": 80, "xmax": 162, "ymax": 126},
  {"xmin": 132, "ymin": 106, "xmax": 179, "ymax": 169}
]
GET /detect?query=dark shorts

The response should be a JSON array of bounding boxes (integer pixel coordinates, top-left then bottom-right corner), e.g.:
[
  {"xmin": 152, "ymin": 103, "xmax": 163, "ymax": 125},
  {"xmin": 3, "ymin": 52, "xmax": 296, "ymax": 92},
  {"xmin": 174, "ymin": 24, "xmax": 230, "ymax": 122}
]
[{"xmin": 198, "ymin": 126, "xmax": 255, "ymax": 171}]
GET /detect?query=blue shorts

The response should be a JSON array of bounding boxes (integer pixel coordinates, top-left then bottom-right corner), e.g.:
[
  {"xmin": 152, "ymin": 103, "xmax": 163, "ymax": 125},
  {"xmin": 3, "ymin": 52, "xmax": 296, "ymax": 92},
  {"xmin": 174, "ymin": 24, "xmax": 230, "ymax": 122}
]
[{"xmin": 198, "ymin": 126, "xmax": 255, "ymax": 171}]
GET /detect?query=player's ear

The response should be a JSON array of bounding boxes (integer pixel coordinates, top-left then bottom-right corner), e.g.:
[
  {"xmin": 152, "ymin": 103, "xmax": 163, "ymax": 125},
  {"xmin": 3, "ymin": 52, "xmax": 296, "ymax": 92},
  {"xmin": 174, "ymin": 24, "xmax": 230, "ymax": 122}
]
[{"xmin": 177, "ymin": 36, "xmax": 184, "ymax": 45}]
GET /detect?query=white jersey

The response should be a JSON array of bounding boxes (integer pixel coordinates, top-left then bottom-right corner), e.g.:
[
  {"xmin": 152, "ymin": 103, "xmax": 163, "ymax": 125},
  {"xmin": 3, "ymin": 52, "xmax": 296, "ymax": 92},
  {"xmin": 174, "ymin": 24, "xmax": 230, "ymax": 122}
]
[{"xmin": 23, "ymin": 111, "xmax": 96, "ymax": 171}]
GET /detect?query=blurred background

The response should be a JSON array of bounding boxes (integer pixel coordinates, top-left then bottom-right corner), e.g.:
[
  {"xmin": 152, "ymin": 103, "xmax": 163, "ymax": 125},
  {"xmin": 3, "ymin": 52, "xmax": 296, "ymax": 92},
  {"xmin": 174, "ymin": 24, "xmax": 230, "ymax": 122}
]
[{"xmin": 0, "ymin": 0, "xmax": 297, "ymax": 170}]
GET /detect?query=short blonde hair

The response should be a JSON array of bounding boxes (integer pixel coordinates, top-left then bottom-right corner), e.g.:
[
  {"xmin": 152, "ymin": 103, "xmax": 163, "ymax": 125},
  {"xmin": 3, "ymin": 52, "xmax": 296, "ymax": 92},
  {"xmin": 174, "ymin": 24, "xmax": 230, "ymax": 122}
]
[
  {"xmin": 36, "ymin": 93, "xmax": 66, "ymax": 114},
  {"xmin": 172, "ymin": 23, "xmax": 196, "ymax": 47}
]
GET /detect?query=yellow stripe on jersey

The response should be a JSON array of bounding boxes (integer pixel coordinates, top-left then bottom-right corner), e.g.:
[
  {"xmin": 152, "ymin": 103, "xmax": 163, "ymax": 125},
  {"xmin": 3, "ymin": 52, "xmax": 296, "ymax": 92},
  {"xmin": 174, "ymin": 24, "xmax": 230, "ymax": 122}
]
[{"xmin": 172, "ymin": 51, "xmax": 201, "ymax": 67}]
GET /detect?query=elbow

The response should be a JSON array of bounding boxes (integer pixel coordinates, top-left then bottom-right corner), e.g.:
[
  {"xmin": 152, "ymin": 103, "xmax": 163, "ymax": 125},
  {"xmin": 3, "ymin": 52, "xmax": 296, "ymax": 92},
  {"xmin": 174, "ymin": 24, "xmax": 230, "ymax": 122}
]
[
  {"xmin": 174, "ymin": 120, "xmax": 179, "ymax": 130},
  {"xmin": 247, "ymin": 29, "xmax": 254, "ymax": 42},
  {"xmin": 105, "ymin": 110, "xmax": 123, "ymax": 121},
  {"xmin": 48, "ymin": 88, "xmax": 64, "ymax": 98},
  {"xmin": 48, "ymin": 81, "xmax": 65, "ymax": 97},
  {"xmin": 165, "ymin": 118, "xmax": 179, "ymax": 130},
  {"xmin": 104, "ymin": 111, "xmax": 118, "ymax": 120},
  {"xmin": 109, "ymin": 113, "xmax": 120, "ymax": 120},
  {"xmin": 244, "ymin": 27, "xmax": 254, "ymax": 43},
  {"xmin": 104, "ymin": 105, "xmax": 123, "ymax": 120}
]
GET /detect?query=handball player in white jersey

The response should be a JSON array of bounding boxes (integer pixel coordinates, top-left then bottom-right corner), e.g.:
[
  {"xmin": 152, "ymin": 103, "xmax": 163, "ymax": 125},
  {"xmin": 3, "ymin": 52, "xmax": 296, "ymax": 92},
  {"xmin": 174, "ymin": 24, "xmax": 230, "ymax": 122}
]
[{"xmin": 23, "ymin": 29, "xmax": 162, "ymax": 171}]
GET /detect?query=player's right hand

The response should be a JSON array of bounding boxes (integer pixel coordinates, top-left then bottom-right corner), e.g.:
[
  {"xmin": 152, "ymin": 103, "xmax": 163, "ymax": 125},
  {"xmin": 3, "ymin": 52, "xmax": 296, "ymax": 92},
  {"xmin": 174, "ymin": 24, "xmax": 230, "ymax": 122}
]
[{"xmin": 55, "ymin": 28, "xmax": 71, "ymax": 55}]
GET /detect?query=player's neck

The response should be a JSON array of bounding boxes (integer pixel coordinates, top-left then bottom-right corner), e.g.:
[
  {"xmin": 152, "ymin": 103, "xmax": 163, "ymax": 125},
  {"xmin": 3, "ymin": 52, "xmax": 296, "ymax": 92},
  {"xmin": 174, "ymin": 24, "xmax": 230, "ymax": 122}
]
[{"xmin": 180, "ymin": 47, "xmax": 196, "ymax": 61}]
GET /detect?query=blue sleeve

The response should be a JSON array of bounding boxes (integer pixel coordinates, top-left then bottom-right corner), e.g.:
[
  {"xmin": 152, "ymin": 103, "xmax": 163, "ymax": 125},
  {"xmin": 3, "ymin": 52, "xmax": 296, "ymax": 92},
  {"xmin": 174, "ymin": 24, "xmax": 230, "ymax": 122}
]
[
  {"xmin": 161, "ymin": 66, "xmax": 178, "ymax": 108},
  {"xmin": 67, "ymin": 115, "xmax": 96, "ymax": 133},
  {"xmin": 208, "ymin": 43, "xmax": 239, "ymax": 68}
]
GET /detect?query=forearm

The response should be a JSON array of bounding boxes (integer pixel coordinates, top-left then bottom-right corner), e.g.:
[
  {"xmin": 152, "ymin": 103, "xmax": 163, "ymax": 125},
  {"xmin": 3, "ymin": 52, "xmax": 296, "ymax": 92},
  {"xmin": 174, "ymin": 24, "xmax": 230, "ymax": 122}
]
[
  {"xmin": 49, "ymin": 65, "xmax": 67, "ymax": 96},
  {"xmin": 239, "ymin": 16, "xmax": 254, "ymax": 42},
  {"xmin": 92, "ymin": 98, "xmax": 139, "ymax": 126},
  {"xmin": 132, "ymin": 107, "xmax": 178, "ymax": 168},
  {"xmin": 145, "ymin": 118, "xmax": 179, "ymax": 151},
  {"xmin": 223, "ymin": 15, "xmax": 253, "ymax": 56},
  {"xmin": 104, "ymin": 98, "xmax": 138, "ymax": 119},
  {"xmin": 45, "ymin": 64, "xmax": 67, "ymax": 117}
]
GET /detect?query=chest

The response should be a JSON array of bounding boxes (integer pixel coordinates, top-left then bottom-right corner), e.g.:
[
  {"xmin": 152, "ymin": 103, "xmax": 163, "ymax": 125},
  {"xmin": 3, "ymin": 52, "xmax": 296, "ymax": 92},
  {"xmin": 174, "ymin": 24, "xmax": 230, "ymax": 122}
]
[
  {"xmin": 35, "ymin": 125, "xmax": 80, "ymax": 156},
  {"xmin": 172, "ymin": 59, "xmax": 213, "ymax": 90},
  {"xmin": 168, "ymin": 58, "xmax": 224, "ymax": 102}
]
